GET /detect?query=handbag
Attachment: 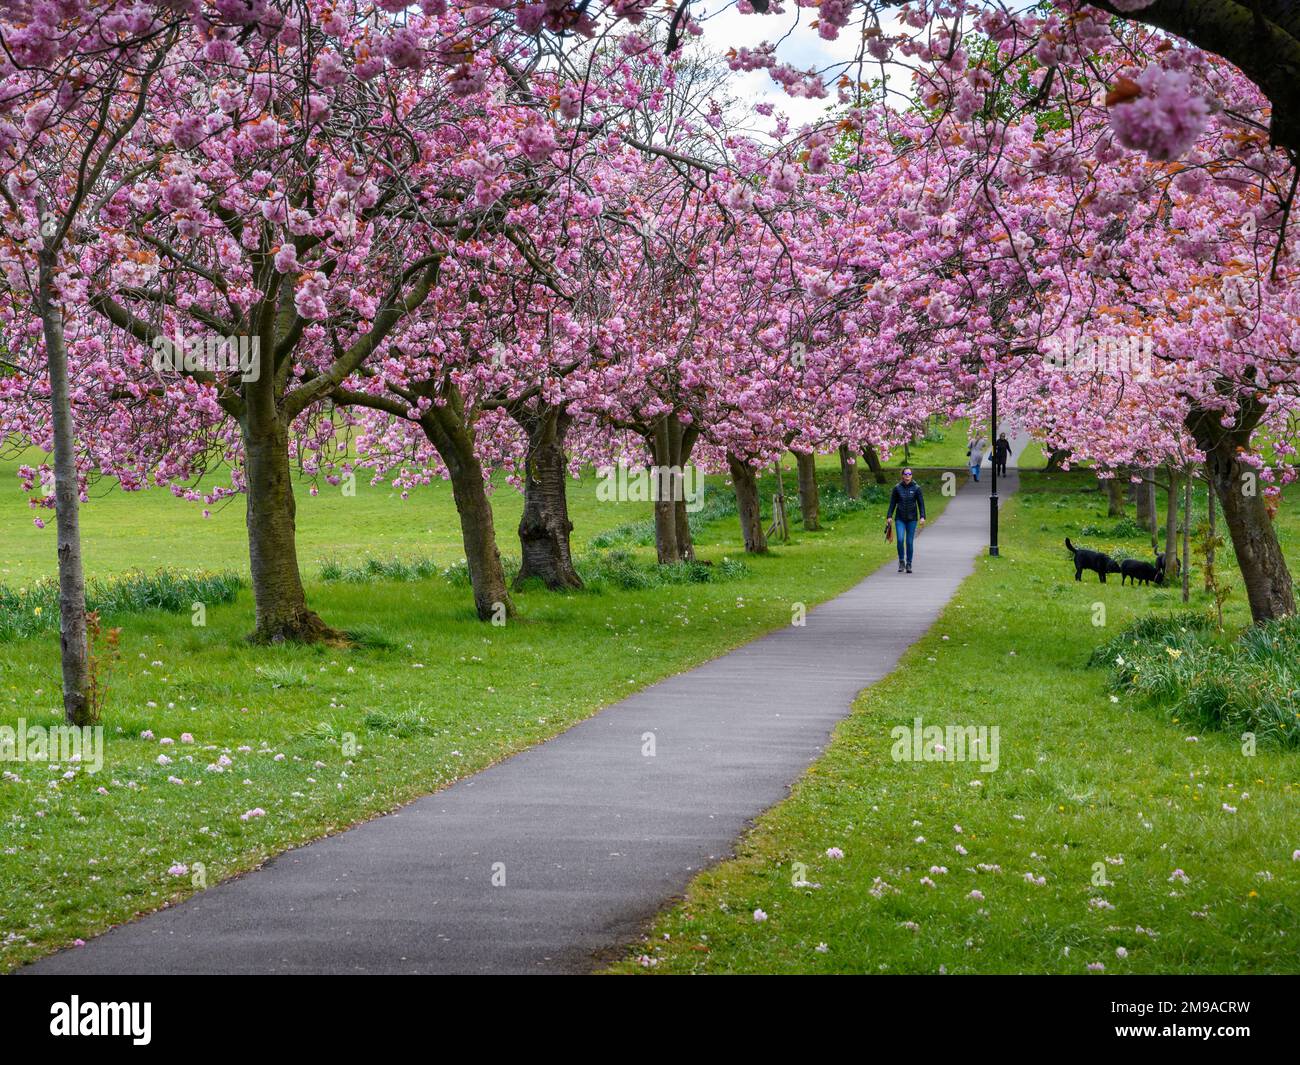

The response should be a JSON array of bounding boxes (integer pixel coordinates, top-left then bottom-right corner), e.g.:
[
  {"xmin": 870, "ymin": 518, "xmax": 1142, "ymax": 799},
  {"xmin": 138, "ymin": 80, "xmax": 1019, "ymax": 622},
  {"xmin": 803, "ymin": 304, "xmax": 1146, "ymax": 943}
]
[{"xmin": 884, "ymin": 520, "xmax": 894, "ymax": 542}]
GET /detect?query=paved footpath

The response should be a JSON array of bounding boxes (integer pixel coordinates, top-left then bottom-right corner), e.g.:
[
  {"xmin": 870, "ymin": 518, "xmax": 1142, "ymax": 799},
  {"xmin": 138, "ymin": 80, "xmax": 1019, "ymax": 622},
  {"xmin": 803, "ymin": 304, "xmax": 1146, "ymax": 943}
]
[{"xmin": 27, "ymin": 457, "xmax": 1025, "ymax": 975}]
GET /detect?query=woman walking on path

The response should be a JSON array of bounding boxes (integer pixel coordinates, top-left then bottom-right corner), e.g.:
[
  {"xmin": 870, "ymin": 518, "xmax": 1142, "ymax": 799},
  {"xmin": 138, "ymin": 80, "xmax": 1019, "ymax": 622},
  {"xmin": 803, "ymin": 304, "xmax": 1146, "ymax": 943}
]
[
  {"xmin": 886, "ymin": 467, "xmax": 926, "ymax": 573},
  {"xmin": 967, "ymin": 436, "xmax": 987, "ymax": 482}
]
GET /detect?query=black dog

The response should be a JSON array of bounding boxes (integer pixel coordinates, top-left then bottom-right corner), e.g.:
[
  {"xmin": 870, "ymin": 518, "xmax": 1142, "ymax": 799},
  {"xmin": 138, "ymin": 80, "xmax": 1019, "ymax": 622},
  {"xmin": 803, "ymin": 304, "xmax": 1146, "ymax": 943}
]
[
  {"xmin": 1120, "ymin": 558, "xmax": 1165, "ymax": 587},
  {"xmin": 1065, "ymin": 537, "xmax": 1122, "ymax": 582},
  {"xmin": 1155, "ymin": 551, "xmax": 1181, "ymax": 581}
]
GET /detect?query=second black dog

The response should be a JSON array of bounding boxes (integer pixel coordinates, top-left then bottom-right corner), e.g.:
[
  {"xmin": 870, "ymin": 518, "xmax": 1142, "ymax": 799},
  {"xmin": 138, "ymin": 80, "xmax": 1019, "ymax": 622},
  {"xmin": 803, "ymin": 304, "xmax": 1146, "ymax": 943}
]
[
  {"xmin": 1065, "ymin": 537, "xmax": 1122, "ymax": 582},
  {"xmin": 1120, "ymin": 558, "xmax": 1165, "ymax": 587}
]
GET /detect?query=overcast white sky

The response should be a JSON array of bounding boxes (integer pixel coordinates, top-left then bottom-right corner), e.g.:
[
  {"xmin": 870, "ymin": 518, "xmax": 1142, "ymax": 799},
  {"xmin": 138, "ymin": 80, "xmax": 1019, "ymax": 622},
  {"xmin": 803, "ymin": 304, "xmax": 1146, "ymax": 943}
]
[{"xmin": 686, "ymin": 4, "xmax": 907, "ymax": 130}]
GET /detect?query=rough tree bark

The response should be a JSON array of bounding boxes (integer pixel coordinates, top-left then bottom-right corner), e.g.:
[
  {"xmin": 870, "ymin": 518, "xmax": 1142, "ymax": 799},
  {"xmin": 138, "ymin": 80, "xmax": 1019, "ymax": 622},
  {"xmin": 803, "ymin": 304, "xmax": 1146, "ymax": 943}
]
[
  {"xmin": 795, "ymin": 451, "xmax": 820, "ymax": 531},
  {"xmin": 240, "ymin": 397, "xmax": 333, "ymax": 643},
  {"xmin": 511, "ymin": 403, "xmax": 581, "ymax": 590},
  {"xmin": 673, "ymin": 494, "xmax": 696, "ymax": 562},
  {"xmin": 420, "ymin": 394, "xmax": 514, "ymax": 620},
  {"xmin": 1187, "ymin": 403, "xmax": 1296, "ymax": 624},
  {"xmin": 1205, "ymin": 470, "xmax": 1217, "ymax": 594},
  {"xmin": 1102, "ymin": 472, "xmax": 1126, "ymax": 517},
  {"xmin": 650, "ymin": 466, "xmax": 679, "ymax": 563},
  {"xmin": 646, "ymin": 413, "xmax": 697, "ymax": 564},
  {"xmin": 839, "ymin": 444, "xmax": 861, "ymax": 498},
  {"xmin": 727, "ymin": 452, "xmax": 767, "ymax": 553},
  {"xmin": 39, "ymin": 252, "xmax": 92, "ymax": 725},
  {"xmin": 1135, "ymin": 467, "xmax": 1156, "ymax": 534},
  {"xmin": 1164, "ymin": 466, "xmax": 1180, "ymax": 581},
  {"xmin": 861, "ymin": 444, "xmax": 887, "ymax": 484},
  {"xmin": 448, "ymin": 453, "xmax": 514, "ymax": 619},
  {"xmin": 1148, "ymin": 472, "xmax": 1159, "ymax": 550},
  {"xmin": 1045, "ymin": 447, "xmax": 1071, "ymax": 472},
  {"xmin": 1136, "ymin": 467, "xmax": 1160, "ymax": 549},
  {"xmin": 769, "ymin": 460, "xmax": 791, "ymax": 542}
]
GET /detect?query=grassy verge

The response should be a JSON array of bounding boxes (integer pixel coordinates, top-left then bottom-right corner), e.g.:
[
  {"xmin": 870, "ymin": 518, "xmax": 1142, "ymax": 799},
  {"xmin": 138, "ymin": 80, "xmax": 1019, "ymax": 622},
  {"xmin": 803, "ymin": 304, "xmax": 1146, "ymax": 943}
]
[
  {"xmin": 609, "ymin": 472, "xmax": 1300, "ymax": 974},
  {"xmin": 1092, "ymin": 613, "xmax": 1300, "ymax": 749},
  {"xmin": 0, "ymin": 463, "xmax": 948, "ymax": 970}
]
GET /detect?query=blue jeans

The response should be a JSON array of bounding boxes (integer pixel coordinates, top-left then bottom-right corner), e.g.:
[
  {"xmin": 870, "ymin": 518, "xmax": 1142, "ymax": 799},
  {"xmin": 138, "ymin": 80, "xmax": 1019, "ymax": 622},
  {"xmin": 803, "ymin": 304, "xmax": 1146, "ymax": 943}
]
[
  {"xmin": 895, "ymin": 519, "xmax": 918, "ymax": 564},
  {"xmin": 970, "ymin": 464, "xmax": 981, "ymax": 481}
]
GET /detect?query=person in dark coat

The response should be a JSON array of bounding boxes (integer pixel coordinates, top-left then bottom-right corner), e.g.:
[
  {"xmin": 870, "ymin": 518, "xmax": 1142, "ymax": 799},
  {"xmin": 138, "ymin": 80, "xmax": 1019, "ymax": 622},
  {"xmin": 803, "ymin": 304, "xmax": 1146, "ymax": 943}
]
[
  {"xmin": 886, "ymin": 467, "xmax": 926, "ymax": 573},
  {"xmin": 994, "ymin": 432, "xmax": 1011, "ymax": 476}
]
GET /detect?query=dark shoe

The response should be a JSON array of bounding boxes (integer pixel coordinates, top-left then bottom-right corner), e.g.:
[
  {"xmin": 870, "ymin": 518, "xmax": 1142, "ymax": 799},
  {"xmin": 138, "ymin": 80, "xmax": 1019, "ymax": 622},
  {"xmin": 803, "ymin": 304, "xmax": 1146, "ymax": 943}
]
[
  {"xmin": 906, "ymin": 564, "xmax": 913, "ymax": 573},
  {"xmin": 898, "ymin": 560, "xmax": 905, "ymax": 572}
]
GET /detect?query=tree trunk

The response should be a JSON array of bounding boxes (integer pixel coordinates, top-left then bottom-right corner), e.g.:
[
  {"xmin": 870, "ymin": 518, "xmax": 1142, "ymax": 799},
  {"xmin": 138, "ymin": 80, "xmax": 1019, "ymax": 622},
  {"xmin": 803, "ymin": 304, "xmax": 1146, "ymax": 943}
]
[
  {"xmin": 770, "ymin": 460, "xmax": 791, "ymax": 541},
  {"xmin": 1205, "ymin": 470, "xmax": 1216, "ymax": 594},
  {"xmin": 421, "ymin": 404, "xmax": 514, "ymax": 621},
  {"xmin": 1147, "ymin": 470, "xmax": 1159, "ymax": 549},
  {"xmin": 1182, "ymin": 473, "xmax": 1191, "ymax": 603},
  {"xmin": 1187, "ymin": 405, "xmax": 1295, "ymax": 624},
  {"xmin": 514, "ymin": 405, "xmax": 581, "ymax": 590},
  {"xmin": 651, "ymin": 477, "xmax": 679, "ymax": 564},
  {"xmin": 1164, "ymin": 466, "xmax": 1179, "ymax": 581},
  {"xmin": 647, "ymin": 413, "xmax": 697, "ymax": 564},
  {"xmin": 1133, "ymin": 468, "xmax": 1154, "ymax": 548},
  {"xmin": 39, "ymin": 254, "xmax": 92, "ymax": 725},
  {"xmin": 795, "ymin": 451, "xmax": 820, "ymax": 531},
  {"xmin": 241, "ymin": 408, "xmax": 332, "ymax": 643},
  {"xmin": 448, "ymin": 457, "xmax": 514, "ymax": 620},
  {"xmin": 839, "ymin": 444, "xmax": 861, "ymax": 498},
  {"xmin": 673, "ymin": 496, "xmax": 696, "ymax": 562},
  {"xmin": 1135, "ymin": 467, "xmax": 1155, "ymax": 534},
  {"xmin": 1045, "ymin": 447, "xmax": 1070, "ymax": 472},
  {"xmin": 861, "ymin": 444, "xmax": 887, "ymax": 484},
  {"xmin": 1103, "ymin": 471, "xmax": 1125, "ymax": 517},
  {"xmin": 727, "ymin": 453, "xmax": 767, "ymax": 553}
]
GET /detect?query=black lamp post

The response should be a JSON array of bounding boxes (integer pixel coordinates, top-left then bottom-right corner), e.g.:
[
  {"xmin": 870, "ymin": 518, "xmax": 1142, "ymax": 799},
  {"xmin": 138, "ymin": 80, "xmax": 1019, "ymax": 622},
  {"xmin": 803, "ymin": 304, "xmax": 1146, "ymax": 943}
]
[{"xmin": 989, "ymin": 372, "xmax": 999, "ymax": 557}]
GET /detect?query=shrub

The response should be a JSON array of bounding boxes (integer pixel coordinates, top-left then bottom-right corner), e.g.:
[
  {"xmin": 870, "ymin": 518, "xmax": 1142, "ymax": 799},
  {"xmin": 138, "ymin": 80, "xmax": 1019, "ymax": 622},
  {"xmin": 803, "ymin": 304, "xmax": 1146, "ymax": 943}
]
[
  {"xmin": 1080, "ymin": 516, "xmax": 1146, "ymax": 540},
  {"xmin": 319, "ymin": 555, "xmax": 440, "ymax": 583},
  {"xmin": 576, "ymin": 550, "xmax": 750, "ymax": 590},
  {"xmin": 319, "ymin": 555, "xmax": 520, "ymax": 587},
  {"xmin": 1111, "ymin": 516, "xmax": 1146, "ymax": 538},
  {"xmin": 1090, "ymin": 613, "xmax": 1300, "ymax": 748},
  {"xmin": 588, "ymin": 486, "xmax": 738, "ymax": 549},
  {"xmin": 791, "ymin": 483, "xmax": 881, "ymax": 525},
  {"xmin": 0, "ymin": 569, "xmax": 243, "ymax": 642}
]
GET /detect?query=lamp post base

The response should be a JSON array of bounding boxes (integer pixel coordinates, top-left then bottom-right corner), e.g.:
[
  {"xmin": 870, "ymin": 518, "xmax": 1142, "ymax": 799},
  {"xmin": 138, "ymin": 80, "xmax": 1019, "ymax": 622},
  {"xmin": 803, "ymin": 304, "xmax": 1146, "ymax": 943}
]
[{"xmin": 989, "ymin": 493, "xmax": 1000, "ymax": 556}]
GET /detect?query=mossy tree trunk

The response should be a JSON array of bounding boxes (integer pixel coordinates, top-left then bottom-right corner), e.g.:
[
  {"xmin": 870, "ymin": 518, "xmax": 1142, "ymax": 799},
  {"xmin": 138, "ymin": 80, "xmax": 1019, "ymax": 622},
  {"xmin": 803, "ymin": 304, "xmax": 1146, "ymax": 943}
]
[
  {"xmin": 839, "ymin": 444, "xmax": 861, "ymax": 498},
  {"xmin": 727, "ymin": 452, "xmax": 767, "ymax": 553},
  {"xmin": 1187, "ymin": 401, "xmax": 1295, "ymax": 624},
  {"xmin": 512, "ymin": 403, "xmax": 581, "ymax": 590},
  {"xmin": 795, "ymin": 451, "xmax": 820, "ymax": 531}
]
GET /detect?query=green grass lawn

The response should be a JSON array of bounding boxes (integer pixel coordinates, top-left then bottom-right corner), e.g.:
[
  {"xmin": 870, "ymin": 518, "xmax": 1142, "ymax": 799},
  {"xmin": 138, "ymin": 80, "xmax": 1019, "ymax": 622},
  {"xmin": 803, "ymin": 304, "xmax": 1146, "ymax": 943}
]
[
  {"xmin": 886, "ymin": 418, "xmax": 973, "ymax": 470},
  {"xmin": 0, "ymin": 453, "xmax": 655, "ymax": 584},
  {"xmin": 609, "ymin": 472, "xmax": 1300, "ymax": 974},
  {"xmin": 0, "ymin": 458, "xmax": 950, "ymax": 970},
  {"xmin": 1016, "ymin": 439, "xmax": 1048, "ymax": 470}
]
